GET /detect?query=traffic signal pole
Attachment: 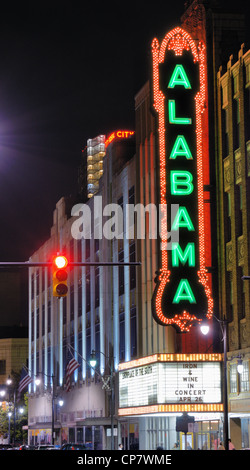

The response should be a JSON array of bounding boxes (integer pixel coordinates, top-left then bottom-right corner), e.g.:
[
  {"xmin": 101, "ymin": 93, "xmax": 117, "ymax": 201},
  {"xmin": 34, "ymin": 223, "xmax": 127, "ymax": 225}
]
[{"xmin": 0, "ymin": 261, "xmax": 141, "ymax": 267}]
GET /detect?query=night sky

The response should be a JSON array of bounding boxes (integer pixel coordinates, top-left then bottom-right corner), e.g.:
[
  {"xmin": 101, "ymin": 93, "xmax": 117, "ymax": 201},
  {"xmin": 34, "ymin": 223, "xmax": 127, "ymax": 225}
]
[{"xmin": 0, "ymin": 0, "xmax": 248, "ymax": 264}]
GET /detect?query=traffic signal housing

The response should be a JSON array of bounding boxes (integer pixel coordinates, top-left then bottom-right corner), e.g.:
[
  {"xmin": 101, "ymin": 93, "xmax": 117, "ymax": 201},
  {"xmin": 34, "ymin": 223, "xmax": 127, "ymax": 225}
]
[{"xmin": 52, "ymin": 255, "xmax": 68, "ymax": 297}]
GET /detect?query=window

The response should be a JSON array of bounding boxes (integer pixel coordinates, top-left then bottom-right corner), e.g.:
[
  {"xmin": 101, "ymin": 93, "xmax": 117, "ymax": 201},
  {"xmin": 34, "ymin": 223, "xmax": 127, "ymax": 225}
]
[
  {"xmin": 222, "ymin": 83, "xmax": 228, "ymax": 107},
  {"xmin": 238, "ymin": 267, "xmax": 245, "ymax": 320},
  {"xmin": 129, "ymin": 242, "xmax": 136, "ymax": 290},
  {"xmin": 235, "ymin": 184, "xmax": 243, "ymax": 237},
  {"xmin": 31, "ymin": 311, "xmax": 34, "ymax": 341},
  {"xmin": 36, "ymin": 308, "xmax": 39, "ymax": 339},
  {"xmin": 70, "ymin": 239, "xmax": 74, "ymax": 263},
  {"xmin": 230, "ymin": 363, "xmax": 237, "ymax": 393},
  {"xmin": 86, "ymin": 268, "xmax": 90, "ymax": 312},
  {"xmin": 222, "ymin": 107, "xmax": 229, "ymax": 157},
  {"xmin": 48, "ymin": 301, "xmax": 51, "ymax": 333},
  {"xmin": 95, "ymin": 323, "xmax": 100, "ymax": 361},
  {"xmin": 70, "ymin": 285, "xmax": 74, "ymax": 321},
  {"xmin": 233, "ymin": 73, "xmax": 239, "ymax": 95},
  {"xmin": 42, "ymin": 268, "xmax": 45, "ymax": 292},
  {"xmin": 78, "ymin": 283, "xmax": 82, "ymax": 317},
  {"xmin": 246, "ymin": 62, "xmax": 250, "ymax": 84},
  {"xmin": 0, "ymin": 360, "xmax": 6, "ymax": 375},
  {"xmin": 31, "ymin": 274, "xmax": 34, "ymax": 300},
  {"xmin": 119, "ymin": 250, "xmax": 124, "ymax": 296},
  {"xmin": 77, "ymin": 239, "xmax": 82, "ymax": 261},
  {"xmin": 224, "ymin": 191, "xmax": 231, "ymax": 242},
  {"xmin": 86, "ymin": 239, "xmax": 90, "ymax": 260},
  {"xmin": 240, "ymin": 362, "xmax": 249, "ymax": 392},
  {"xmin": 130, "ymin": 307, "xmax": 137, "ymax": 358},
  {"xmin": 86, "ymin": 327, "xmax": 91, "ymax": 364},
  {"xmin": 42, "ymin": 304, "xmax": 45, "ymax": 336},
  {"xmin": 129, "ymin": 185, "xmax": 135, "ymax": 205},
  {"xmin": 233, "ymin": 98, "xmax": 240, "ymax": 150},
  {"xmin": 119, "ymin": 311, "xmax": 125, "ymax": 362},
  {"xmin": 36, "ymin": 270, "xmax": 39, "ymax": 296}
]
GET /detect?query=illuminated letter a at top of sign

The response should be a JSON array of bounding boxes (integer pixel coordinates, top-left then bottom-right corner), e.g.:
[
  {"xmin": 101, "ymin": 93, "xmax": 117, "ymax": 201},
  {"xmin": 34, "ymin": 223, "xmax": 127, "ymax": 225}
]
[{"xmin": 168, "ymin": 64, "xmax": 192, "ymax": 89}]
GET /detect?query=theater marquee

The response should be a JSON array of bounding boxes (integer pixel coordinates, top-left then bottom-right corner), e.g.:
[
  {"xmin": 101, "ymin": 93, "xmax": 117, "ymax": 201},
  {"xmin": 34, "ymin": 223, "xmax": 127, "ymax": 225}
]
[{"xmin": 118, "ymin": 354, "xmax": 223, "ymax": 416}]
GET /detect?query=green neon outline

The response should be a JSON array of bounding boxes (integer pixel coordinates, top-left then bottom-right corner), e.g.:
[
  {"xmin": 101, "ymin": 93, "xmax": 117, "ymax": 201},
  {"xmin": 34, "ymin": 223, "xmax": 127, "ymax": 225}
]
[
  {"xmin": 172, "ymin": 279, "xmax": 196, "ymax": 303},
  {"xmin": 168, "ymin": 100, "xmax": 192, "ymax": 125},
  {"xmin": 171, "ymin": 206, "xmax": 195, "ymax": 231},
  {"xmin": 169, "ymin": 135, "xmax": 193, "ymax": 160},
  {"xmin": 170, "ymin": 171, "xmax": 194, "ymax": 195},
  {"xmin": 172, "ymin": 242, "xmax": 195, "ymax": 267},
  {"xmin": 168, "ymin": 64, "xmax": 191, "ymax": 89}
]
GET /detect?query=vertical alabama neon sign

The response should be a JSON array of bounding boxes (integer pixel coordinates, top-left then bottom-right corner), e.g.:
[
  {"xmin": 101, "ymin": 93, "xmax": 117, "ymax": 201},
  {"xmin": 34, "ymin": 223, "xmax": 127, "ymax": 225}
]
[{"xmin": 151, "ymin": 27, "xmax": 213, "ymax": 332}]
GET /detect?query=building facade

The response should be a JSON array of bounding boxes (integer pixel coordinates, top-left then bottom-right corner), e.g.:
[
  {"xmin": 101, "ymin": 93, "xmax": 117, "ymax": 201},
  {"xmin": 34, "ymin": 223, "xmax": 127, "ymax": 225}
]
[{"xmin": 217, "ymin": 46, "xmax": 250, "ymax": 449}]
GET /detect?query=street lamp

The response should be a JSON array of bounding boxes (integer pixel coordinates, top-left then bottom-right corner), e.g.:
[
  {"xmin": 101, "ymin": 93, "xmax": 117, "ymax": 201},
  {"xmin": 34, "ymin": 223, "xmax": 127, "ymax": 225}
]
[
  {"xmin": 200, "ymin": 315, "xmax": 229, "ymax": 450},
  {"xmin": 6, "ymin": 376, "xmax": 12, "ymax": 386},
  {"xmin": 7, "ymin": 411, "xmax": 12, "ymax": 444},
  {"xmin": 6, "ymin": 376, "xmax": 18, "ymax": 446},
  {"xmin": 89, "ymin": 351, "xmax": 97, "ymax": 368},
  {"xmin": 200, "ymin": 317, "xmax": 244, "ymax": 448}
]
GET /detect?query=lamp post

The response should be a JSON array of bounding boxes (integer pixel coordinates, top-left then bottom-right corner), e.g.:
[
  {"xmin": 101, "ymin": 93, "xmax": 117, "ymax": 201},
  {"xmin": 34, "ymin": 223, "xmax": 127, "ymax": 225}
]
[
  {"xmin": 6, "ymin": 376, "xmax": 17, "ymax": 446},
  {"xmin": 201, "ymin": 317, "xmax": 244, "ymax": 450},
  {"xmin": 7, "ymin": 412, "xmax": 12, "ymax": 444},
  {"xmin": 222, "ymin": 317, "xmax": 229, "ymax": 452},
  {"xmin": 201, "ymin": 315, "xmax": 229, "ymax": 450}
]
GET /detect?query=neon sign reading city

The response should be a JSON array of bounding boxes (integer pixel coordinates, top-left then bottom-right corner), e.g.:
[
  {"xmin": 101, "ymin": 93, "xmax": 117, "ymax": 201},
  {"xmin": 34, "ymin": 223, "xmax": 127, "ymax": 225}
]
[
  {"xmin": 151, "ymin": 27, "xmax": 213, "ymax": 332},
  {"xmin": 105, "ymin": 130, "xmax": 135, "ymax": 147}
]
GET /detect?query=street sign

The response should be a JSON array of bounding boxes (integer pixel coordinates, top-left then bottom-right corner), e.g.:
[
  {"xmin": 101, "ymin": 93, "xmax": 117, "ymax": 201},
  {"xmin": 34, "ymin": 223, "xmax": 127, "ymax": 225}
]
[{"xmin": 176, "ymin": 412, "xmax": 195, "ymax": 433}]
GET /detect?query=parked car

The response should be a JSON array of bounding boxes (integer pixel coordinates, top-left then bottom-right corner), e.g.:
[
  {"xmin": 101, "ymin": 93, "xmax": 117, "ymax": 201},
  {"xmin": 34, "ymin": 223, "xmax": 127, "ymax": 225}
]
[
  {"xmin": 19, "ymin": 444, "xmax": 36, "ymax": 450},
  {"xmin": 61, "ymin": 443, "xmax": 87, "ymax": 450},
  {"xmin": 36, "ymin": 444, "xmax": 56, "ymax": 450},
  {"xmin": 0, "ymin": 444, "xmax": 13, "ymax": 450}
]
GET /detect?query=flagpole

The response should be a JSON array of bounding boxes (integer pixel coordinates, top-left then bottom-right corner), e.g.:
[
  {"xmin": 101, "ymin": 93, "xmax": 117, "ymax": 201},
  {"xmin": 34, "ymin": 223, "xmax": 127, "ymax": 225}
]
[{"xmin": 67, "ymin": 343, "xmax": 99, "ymax": 377}]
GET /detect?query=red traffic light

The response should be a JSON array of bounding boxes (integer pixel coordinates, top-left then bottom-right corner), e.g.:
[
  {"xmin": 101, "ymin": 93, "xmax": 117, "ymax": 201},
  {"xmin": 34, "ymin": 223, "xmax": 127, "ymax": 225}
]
[
  {"xmin": 53, "ymin": 255, "xmax": 68, "ymax": 297},
  {"xmin": 54, "ymin": 255, "xmax": 68, "ymax": 269}
]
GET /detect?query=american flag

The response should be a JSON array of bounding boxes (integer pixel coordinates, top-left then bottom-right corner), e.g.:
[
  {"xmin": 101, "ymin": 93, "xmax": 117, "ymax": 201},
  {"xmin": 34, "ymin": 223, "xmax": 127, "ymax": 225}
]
[
  {"xmin": 65, "ymin": 355, "xmax": 80, "ymax": 392},
  {"xmin": 18, "ymin": 367, "xmax": 33, "ymax": 394}
]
